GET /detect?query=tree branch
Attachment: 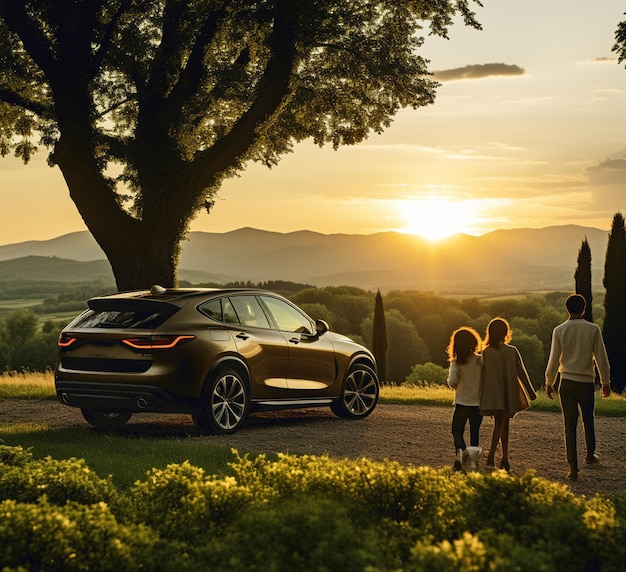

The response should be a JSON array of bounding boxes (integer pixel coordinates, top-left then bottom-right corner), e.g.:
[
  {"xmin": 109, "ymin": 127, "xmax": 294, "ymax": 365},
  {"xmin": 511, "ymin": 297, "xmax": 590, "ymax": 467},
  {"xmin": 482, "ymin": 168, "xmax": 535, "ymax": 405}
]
[
  {"xmin": 0, "ymin": 1, "xmax": 58, "ymax": 76},
  {"xmin": 169, "ymin": 1, "xmax": 230, "ymax": 104},
  {"xmin": 91, "ymin": 0, "xmax": 130, "ymax": 72},
  {"xmin": 189, "ymin": 9, "xmax": 298, "ymax": 186},
  {"xmin": 0, "ymin": 88, "xmax": 50, "ymax": 116}
]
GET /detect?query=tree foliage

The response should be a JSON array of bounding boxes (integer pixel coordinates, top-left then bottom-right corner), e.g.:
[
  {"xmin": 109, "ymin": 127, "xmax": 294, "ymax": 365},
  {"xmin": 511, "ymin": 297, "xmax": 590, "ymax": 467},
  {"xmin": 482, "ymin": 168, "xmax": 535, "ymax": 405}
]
[
  {"xmin": 362, "ymin": 309, "xmax": 430, "ymax": 383},
  {"xmin": 614, "ymin": 14, "xmax": 626, "ymax": 66},
  {"xmin": 0, "ymin": 309, "xmax": 62, "ymax": 372},
  {"xmin": 602, "ymin": 212, "xmax": 626, "ymax": 393},
  {"xmin": 0, "ymin": 0, "xmax": 481, "ymax": 290}
]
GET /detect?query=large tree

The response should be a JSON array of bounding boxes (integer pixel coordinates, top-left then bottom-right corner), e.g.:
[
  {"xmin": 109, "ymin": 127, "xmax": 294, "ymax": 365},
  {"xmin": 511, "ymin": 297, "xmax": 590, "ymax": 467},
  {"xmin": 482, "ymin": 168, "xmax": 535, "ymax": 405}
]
[
  {"xmin": 0, "ymin": 0, "xmax": 481, "ymax": 290},
  {"xmin": 574, "ymin": 237, "xmax": 593, "ymax": 323},
  {"xmin": 602, "ymin": 212, "xmax": 626, "ymax": 393}
]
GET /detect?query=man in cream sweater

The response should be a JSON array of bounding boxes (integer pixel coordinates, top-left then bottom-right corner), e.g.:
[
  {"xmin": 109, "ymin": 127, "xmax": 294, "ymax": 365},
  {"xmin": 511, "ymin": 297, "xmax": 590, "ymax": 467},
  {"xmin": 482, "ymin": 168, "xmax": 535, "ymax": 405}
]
[{"xmin": 545, "ymin": 294, "xmax": 611, "ymax": 481}]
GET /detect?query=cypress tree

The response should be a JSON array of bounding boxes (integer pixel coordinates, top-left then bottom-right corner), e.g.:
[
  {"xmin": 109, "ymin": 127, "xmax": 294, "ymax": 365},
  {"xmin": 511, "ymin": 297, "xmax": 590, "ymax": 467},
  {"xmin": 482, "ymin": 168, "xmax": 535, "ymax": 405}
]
[
  {"xmin": 602, "ymin": 212, "xmax": 626, "ymax": 393},
  {"xmin": 574, "ymin": 238, "xmax": 593, "ymax": 323},
  {"xmin": 372, "ymin": 289, "xmax": 388, "ymax": 385}
]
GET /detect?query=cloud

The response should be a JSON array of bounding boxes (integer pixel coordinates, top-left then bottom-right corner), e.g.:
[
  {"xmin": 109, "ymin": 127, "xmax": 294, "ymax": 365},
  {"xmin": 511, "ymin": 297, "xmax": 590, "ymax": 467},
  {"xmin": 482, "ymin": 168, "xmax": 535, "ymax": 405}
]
[
  {"xmin": 433, "ymin": 63, "xmax": 526, "ymax": 82},
  {"xmin": 586, "ymin": 154, "xmax": 626, "ymax": 184}
]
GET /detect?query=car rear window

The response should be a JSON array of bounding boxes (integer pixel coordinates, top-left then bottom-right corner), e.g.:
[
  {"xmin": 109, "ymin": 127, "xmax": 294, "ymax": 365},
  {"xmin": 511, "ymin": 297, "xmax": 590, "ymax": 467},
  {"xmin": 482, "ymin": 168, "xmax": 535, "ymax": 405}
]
[{"xmin": 70, "ymin": 299, "xmax": 180, "ymax": 330}]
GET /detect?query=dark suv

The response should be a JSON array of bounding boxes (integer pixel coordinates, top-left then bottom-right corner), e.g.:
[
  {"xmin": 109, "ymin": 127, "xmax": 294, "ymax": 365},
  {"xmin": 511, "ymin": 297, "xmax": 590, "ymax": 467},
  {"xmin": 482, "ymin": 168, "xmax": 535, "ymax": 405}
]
[{"xmin": 55, "ymin": 286, "xmax": 379, "ymax": 434}]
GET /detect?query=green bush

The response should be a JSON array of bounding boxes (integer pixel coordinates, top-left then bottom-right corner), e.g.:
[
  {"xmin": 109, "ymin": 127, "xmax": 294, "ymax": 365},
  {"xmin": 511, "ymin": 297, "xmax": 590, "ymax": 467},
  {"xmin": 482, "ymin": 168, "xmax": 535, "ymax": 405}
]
[
  {"xmin": 0, "ymin": 498, "xmax": 182, "ymax": 572},
  {"xmin": 197, "ymin": 495, "xmax": 385, "ymax": 571},
  {"xmin": 126, "ymin": 460, "xmax": 254, "ymax": 543},
  {"xmin": 404, "ymin": 361, "xmax": 449, "ymax": 386},
  {"xmin": 1, "ymin": 445, "xmax": 626, "ymax": 571},
  {"xmin": 0, "ymin": 445, "xmax": 118, "ymax": 507}
]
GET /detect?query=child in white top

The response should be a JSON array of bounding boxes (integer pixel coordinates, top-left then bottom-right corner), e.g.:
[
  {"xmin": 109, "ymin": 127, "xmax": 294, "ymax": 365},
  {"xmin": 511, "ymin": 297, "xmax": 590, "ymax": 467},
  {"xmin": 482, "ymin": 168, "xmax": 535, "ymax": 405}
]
[{"xmin": 447, "ymin": 326, "xmax": 483, "ymax": 470}]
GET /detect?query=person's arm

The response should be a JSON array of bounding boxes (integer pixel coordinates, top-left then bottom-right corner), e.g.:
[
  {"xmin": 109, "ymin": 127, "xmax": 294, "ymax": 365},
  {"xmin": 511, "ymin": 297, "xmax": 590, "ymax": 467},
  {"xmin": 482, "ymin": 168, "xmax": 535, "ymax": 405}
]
[
  {"xmin": 593, "ymin": 327, "xmax": 611, "ymax": 398},
  {"xmin": 447, "ymin": 361, "xmax": 459, "ymax": 389},
  {"xmin": 515, "ymin": 347, "xmax": 537, "ymax": 401},
  {"xmin": 545, "ymin": 329, "xmax": 561, "ymax": 399}
]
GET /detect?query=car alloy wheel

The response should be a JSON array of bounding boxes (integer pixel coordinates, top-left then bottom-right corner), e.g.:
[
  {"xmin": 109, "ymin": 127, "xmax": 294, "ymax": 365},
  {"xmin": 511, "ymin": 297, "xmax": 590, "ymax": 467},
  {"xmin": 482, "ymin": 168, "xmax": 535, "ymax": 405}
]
[
  {"xmin": 194, "ymin": 368, "xmax": 249, "ymax": 435},
  {"xmin": 331, "ymin": 363, "xmax": 379, "ymax": 419}
]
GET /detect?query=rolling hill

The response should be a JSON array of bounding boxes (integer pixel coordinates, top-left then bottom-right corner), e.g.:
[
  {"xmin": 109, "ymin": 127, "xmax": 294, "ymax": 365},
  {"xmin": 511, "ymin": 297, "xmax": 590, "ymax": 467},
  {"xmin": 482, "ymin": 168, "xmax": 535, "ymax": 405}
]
[{"xmin": 0, "ymin": 225, "xmax": 609, "ymax": 293}]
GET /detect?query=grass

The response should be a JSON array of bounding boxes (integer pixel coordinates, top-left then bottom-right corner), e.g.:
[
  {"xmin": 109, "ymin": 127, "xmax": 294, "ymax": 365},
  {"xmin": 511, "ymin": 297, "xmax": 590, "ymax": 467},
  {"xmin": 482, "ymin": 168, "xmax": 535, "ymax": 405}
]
[
  {"xmin": 0, "ymin": 423, "xmax": 239, "ymax": 489},
  {"xmin": 379, "ymin": 382, "xmax": 626, "ymax": 416},
  {"xmin": 0, "ymin": 371, "xmax": 57, "ymax": 399}
]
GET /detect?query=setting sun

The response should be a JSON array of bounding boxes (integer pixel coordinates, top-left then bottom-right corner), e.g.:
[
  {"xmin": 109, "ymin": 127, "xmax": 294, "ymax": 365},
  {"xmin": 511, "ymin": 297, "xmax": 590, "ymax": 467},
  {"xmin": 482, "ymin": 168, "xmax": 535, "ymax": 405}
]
[{"xmin": 397, "ymin": 197, "xmax": 480, "ymax": 241}]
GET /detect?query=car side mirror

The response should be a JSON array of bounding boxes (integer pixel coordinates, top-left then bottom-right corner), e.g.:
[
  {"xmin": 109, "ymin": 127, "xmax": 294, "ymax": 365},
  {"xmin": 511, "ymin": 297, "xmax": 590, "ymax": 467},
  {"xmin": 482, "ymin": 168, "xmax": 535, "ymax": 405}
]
[{"xmin": 315, "ymin": 319, "xmax": 329, "ymax": 336}]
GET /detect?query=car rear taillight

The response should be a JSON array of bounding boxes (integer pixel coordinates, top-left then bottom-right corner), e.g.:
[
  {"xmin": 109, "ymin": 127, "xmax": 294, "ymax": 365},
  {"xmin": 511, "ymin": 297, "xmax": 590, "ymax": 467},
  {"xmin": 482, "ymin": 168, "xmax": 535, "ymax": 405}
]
[
  {"xmin": 58, "ymin": 334, "xmax": 78, "ymax": 348},
  {"xmin": 121, "ymin": 335, "xmax": 196, "ymax": 349}
]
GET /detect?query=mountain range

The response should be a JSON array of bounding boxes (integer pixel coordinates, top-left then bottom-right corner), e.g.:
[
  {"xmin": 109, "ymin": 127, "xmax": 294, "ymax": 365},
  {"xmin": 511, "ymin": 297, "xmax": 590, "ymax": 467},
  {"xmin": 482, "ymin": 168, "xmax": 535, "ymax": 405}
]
[{"xmin": 0, "ymin": 225, "xmax": 610, "ymax": 293}]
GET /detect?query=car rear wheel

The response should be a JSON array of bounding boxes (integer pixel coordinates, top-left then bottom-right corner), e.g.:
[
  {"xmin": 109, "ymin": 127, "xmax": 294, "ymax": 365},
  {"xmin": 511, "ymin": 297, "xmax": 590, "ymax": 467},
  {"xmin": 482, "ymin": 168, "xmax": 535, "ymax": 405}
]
[
  {"xmin": 193, "ymin": 368, "xmax": 249, "ymax": 435},
  {"xmin": 81, "ymin": 409, "xmax": 132, "ymax": 429},
  {"xmin": 331, "ymin": 363, "xmax": 379, "ymax": 419}
]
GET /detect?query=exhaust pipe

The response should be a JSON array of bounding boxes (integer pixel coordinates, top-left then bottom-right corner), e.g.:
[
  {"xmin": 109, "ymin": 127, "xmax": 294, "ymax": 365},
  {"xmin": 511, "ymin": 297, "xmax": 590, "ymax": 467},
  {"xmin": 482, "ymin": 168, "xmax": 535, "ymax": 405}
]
[
  {"xmin": 136, "ymin": 397, "xmax": 148, "ymax": 409},
  {"xmin": 60, "ymin": 392, "xmax": 70, "ymax": 405}
]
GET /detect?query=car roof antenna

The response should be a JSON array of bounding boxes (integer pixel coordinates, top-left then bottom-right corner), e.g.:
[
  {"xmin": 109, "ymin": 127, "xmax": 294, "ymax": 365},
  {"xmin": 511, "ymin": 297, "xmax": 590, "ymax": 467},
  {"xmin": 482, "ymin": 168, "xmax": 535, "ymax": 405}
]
[{"xmin": 150, "ymin": 285, "xmax": 167, "ymax": 296}]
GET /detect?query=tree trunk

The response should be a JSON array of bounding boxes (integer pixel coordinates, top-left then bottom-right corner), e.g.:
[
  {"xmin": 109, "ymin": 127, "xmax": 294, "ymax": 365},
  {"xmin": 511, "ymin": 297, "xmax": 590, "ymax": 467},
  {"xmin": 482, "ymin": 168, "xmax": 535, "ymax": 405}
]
[
  {"xmin": 102, "ymin": 233, "xmax": 180, "ymax": 291},
  {"xmin": 53, "ymin": 138, "xmax": 182, "ymax": 291}
]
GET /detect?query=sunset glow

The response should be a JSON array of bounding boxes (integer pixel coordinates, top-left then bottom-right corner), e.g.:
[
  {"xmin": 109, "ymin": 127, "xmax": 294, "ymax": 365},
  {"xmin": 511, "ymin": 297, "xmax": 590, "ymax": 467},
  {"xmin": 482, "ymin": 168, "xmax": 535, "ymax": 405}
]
[
  {"xmin": 0, "ymin": 0, "xmax": 624, "ymax": 244},
  {"xmin": 398, "ymin": 197, "xmax": 481, "ymax": 241}
]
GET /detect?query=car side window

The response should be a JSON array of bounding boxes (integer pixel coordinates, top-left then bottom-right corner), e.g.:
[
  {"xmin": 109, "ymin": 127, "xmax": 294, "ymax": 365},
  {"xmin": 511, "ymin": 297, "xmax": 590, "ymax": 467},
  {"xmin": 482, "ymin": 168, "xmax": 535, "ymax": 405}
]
[
  {"xmin": 200, "ymin": 299, "xmax": 222, "ymax": 321},
  {"xmin": 229, "ymin": 295, "xmax": 271, "ymax": 328},
  {"xmin": 199, "ymin": 297, "xmax": 240, "ymax": 324},
  {"xmin": 222, "ymin": 298, "xmax": 239, "ymax": 324},
  {"xmin": 260, "ymin": 296, "xmax": 313, "ymax": 334}
]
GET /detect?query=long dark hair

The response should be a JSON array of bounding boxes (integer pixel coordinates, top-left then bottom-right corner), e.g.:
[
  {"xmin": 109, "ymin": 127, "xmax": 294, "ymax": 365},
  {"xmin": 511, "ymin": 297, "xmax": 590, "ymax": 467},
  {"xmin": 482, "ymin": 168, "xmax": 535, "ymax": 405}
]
[
  {"xmin": 484, "ymin": 317, "xmax": 512, "ymax": 349},
  {"xmin": 447, "ymin": 326, "xmax": 482, "ymax": 365}
]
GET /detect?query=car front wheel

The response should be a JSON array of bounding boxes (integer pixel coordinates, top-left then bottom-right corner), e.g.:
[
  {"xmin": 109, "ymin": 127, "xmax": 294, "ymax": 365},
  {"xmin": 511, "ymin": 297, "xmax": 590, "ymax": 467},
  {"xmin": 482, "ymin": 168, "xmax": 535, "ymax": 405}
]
[
  {"xmin": 331, "ymin": 363, "xmax": 379, "ymax": 419},
  {"xmin": 193, "ymin": 368, "xmax": 249, "ymax": 435},
  {"xmin": 81, "ymin": 409, "xmax": 132, "ymax": 429}
]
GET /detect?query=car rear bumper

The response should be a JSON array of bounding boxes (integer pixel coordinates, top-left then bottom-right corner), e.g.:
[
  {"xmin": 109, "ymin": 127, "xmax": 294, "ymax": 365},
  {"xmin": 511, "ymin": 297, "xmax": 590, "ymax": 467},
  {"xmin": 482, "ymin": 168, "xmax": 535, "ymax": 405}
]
[{"xmin": 55, "ymin": 380, "xmax": 198, "ymax": 413}]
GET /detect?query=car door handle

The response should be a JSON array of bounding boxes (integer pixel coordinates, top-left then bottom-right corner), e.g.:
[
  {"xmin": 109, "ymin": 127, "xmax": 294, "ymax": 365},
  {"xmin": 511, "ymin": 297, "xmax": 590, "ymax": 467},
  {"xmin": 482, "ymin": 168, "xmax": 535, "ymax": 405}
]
[
  {"xmin": 236, "ymin": 332, "xmax": 249, "ymax": 340},
  {"xmin": 289, "ymin": 337, "xmax": 300, "ymax": 345}
]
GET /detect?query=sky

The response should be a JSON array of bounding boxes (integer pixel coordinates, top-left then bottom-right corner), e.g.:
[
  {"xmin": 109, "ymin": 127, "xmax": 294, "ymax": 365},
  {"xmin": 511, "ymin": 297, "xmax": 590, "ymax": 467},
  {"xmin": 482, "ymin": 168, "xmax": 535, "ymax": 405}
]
[{"xmin": 1, "ymin": 0, "xmax": 625, "ymax": 244}]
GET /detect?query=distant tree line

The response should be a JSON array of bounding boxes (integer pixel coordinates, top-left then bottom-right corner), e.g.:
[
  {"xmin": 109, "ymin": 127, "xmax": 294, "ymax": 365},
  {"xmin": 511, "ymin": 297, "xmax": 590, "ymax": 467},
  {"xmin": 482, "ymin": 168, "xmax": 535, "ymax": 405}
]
[
  {"xmin": 0, "ymin": 309, "xmax": 64, "ymax": 373},
  {"xmin": 0, "ymin": 280, "xmax": 113, "ymax": 301}
]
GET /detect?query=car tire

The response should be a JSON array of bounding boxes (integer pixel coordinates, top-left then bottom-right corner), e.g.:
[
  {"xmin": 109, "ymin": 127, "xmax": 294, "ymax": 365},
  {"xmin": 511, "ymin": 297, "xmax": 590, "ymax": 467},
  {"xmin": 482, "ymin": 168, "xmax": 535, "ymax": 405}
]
[
  {"xmin": 193, "ymin": 367, "xmax": 249, "ymax": 435},
  {"xmin": 330, "ymin": 362, "xmax": 379, "ymax": 419},
  {"xmin": 81, "ymin": 409, "xmax": 132, "ymax": 429}
]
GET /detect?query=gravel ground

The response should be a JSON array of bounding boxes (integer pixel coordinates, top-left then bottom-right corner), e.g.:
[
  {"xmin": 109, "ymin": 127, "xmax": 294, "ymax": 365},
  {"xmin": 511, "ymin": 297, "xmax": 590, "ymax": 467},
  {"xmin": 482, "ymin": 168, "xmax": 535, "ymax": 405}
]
[{"xmin": 2, "ymin": 399, "xmax": 625, "ymax": 497}]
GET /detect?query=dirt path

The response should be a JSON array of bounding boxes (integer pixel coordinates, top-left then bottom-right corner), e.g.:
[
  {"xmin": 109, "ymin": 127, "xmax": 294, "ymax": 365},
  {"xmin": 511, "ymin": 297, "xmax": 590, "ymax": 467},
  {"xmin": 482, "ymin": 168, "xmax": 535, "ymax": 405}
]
[{"xmin": 2, "ymin": 399, "xmax": 625, "ymax": 497}]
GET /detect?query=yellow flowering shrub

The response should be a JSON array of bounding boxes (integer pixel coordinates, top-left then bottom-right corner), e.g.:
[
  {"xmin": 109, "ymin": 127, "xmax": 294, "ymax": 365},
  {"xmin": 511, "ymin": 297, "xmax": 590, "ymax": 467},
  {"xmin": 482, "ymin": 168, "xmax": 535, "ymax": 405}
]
[{"xmin": 0, "ymin": 445, "xmax": 625, "ymax": 571}]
